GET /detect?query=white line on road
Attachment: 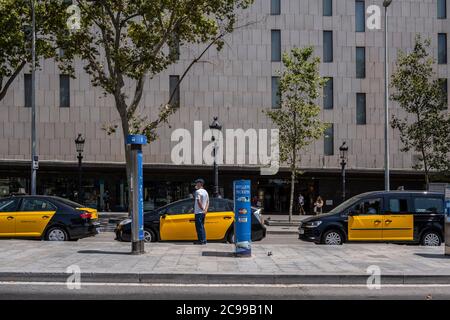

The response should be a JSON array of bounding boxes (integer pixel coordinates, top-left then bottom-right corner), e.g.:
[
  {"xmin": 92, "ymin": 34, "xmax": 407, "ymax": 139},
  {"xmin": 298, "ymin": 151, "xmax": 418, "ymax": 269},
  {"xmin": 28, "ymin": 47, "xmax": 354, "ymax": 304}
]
[{"xmin": 1, "ymin": 281, "xmax": 450, "ymax": 288}]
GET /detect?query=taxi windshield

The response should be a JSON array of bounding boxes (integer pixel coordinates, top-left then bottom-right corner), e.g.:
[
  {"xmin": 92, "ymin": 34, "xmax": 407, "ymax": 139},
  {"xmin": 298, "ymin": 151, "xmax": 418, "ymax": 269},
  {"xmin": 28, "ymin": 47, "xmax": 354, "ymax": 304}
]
[{"xmin": 326, "ymin": 196, "xmax": 361, "ymax": 215}]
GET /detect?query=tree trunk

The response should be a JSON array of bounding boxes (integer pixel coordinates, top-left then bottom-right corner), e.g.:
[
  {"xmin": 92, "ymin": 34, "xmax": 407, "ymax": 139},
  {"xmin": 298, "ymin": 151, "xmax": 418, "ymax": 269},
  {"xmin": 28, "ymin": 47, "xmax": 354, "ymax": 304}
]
[{"xmin": 289, "ymin": 167, "xmax": 295, "ymax": 223}]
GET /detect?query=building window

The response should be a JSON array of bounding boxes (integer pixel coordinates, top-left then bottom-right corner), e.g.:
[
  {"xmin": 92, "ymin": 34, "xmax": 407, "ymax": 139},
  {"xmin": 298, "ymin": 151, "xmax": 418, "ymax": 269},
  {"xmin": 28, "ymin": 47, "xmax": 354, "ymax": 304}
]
[
  {"xmin": 24, "ymin": 74, "xmax": 31, "ymax": 108},
  {"xmin": 356, "ymin": 93, "xmax": 366, "ymax": 124},
  {"xmin": 169, "ymin": 75, "xmax": 180, "ymax": 108},
  {"xmin": 323, "ymin": 77, "xmax": 333, "ymax": 110},
  {"xmin": 169, "ymin": 32, "xmax": 180, "ymax": 61},
  {"xmin": 323, "ymin": 0, "xmax": 332, "ymax": 16},
  {"xmin": 271, "ymin": 76, "xmax": 281, "ymax": 109},
  {"xmin": 438, "ymin": 33, "xmax": 447, "ymax": 64},
  {"xmin": 355, "ymin": 0, "xmax": 365, "ymax": 32},
  {"xmin": 438, "ymin": 0, "xmax": 447, "ymax": 19},
  {"xmin": 440, "ymin": 78, "xmax": 448, "ymax": 108},
  {"xmin": 59, "ymin": 75, "xmax": 70, "ymax": 108},
  {"xmin": 271, "ymin": 30, "xmax": 281, "ymax": 62},
  {"xmin": 324, "ymin": 124, "xmax": 334, "ymax": 156},
  {"xmin": 323, "ymin": 31, "xmax": 333, "ymax": 63},
  {"xmin": 356, "ymin": 47, "xmax": 366, "ymax": 78},
  {"xmin": 271, "ymin": 0, "xmax": 280, "ymax": 15}
]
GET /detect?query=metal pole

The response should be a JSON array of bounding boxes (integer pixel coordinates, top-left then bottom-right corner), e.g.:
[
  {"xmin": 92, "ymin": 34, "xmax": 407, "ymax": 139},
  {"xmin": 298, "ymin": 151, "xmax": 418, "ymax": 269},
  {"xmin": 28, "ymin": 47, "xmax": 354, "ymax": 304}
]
[
  {"xmin": 213, "ymin": 139, "xmax": 219, "ymax": 197},
  {"xmin": 30, "ymin": 0, "xmax": 37, "ymax": 195},
  {"xmin": 78, "ymin": 154, "xmax": 82, "ymax": 203},
  {"xmin": 384, "ymin": 5, "xmax": 390, "ymax": 191},
  {"xmin": 341, "ymin": 161, "xmax": 346, "ymax": 201}
]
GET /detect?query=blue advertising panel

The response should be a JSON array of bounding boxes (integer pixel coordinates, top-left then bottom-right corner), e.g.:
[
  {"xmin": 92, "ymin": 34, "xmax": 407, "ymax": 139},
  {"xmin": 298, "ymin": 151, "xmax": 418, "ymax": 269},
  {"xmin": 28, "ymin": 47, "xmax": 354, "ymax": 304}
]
[
  {"xmin": 233, "ymin": 180, "xmax": 251, "ymax": 257},
  {"xmin": 137, "ymin": 149, "xmax": 144, "ymax": 241}
]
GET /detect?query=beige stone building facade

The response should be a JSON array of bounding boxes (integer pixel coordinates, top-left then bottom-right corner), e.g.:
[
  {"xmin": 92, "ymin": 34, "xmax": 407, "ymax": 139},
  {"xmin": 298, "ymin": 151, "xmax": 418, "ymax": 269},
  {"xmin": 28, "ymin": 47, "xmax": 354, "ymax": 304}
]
[{"xmin": 0, "ymin": 0, "xmax": 448, "ymax": 212}]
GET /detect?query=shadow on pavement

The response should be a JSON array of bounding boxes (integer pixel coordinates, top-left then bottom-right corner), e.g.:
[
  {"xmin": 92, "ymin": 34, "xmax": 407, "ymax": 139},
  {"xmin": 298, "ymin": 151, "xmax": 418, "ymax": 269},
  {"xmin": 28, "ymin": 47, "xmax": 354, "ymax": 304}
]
[
  {"xmin": 415, "ymin": 253, "xmax": 450, "ymax": 259},
  {"xmin": 78, "ymin": 250, "xmax": 131, "ymax": 255},
  {"xmin": 202, "ymin": 251, "xmax": 235, "ymax": 258}
]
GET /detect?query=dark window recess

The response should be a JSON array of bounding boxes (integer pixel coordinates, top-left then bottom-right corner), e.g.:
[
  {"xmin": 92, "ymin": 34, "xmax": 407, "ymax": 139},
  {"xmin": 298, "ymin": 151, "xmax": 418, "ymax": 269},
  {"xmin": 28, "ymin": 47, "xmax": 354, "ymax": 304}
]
[
  {"xmin": 271, "ymin": 30, "xmax": 281, "ymax": 62},
  {"xmin": 438, "ymin": 0, "xmax": 447, "ymax": 19},
  {"xmin": 271, "ymin": 0, "xmax": 280, "ymax": 15},
  {"xmin": 323, "ymin": 31, "xmax": 333, "ymax": 63},
  {"xmin": 324, "ymin": 124, "xmax": 334, "ymax": 156},
  {"xmin": 355, "ymin": 0, "xmax": 365, "ymax": 32},
  {"xmin": 323, "ymin": 0, "xmax": 332, "ymax": 16},
  {"xmin": 271, "ymin": 76, "xmax": 281, "ymax": 109},
  {"xmin": 323, "ymin": 77, "xmax": 333, "ymax": 109},
  {"xmin": 438, "ymin": 33, "xmax": 447, "ymax": 64},
  {"xmin": 24, "ymin": 74, "xmax": 31, "ymax": 108},
  {"xmin": 169, "ymin": 32, "xmax": 180, "ymax": 60},
  {"xmin": 440, "ymin": 78, "xmax": 448, "ymax": 108},
  {"xmin": 169, "ymin": 75, "xmax": 180, "ymax": 107},
  {"xmin": 60, "ymin": 74, "xmax": 70, "ymax": 108},
  {"xmin": 356, "ymin": 47, "xmax": 366, "ymax": 78},
  {"xmin": 356, "ymin": 93, "xmax": 366, "ymax": 124}
]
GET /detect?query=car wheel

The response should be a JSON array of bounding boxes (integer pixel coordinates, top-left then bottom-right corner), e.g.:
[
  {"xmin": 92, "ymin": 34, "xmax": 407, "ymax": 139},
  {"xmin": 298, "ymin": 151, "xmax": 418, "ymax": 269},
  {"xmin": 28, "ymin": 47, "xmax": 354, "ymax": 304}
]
[
  {"xmin": 322, "ymin": 230, "xmax": 343, "ymax": 245},
  {"xmin": 45, "ymin": 226, "xmax": 68, "ymax": 241},
  {"xmin": 144, "ymin": 229, "xmax": 156, "ymax": 243},
  {"xmin": 421, "ymin": 231, "xmax": 441, "ymax": 246},
  {"xmin": 226, "ymin": 229, "xmax": 235, "ymax": 243}
]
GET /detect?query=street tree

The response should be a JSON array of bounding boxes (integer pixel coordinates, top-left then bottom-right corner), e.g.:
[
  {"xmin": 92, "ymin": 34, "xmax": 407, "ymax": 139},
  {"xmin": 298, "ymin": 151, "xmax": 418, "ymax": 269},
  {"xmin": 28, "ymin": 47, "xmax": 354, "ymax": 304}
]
[
  {"xmin": 264, "ymin": 47, "xmax": 327, "ymax": 222},
  {"xmin": 390, "ymin": 35, "xmax": 450, "ymax": 189},
  {"xmin": 0, "ymin": 0, "xmax": 56, "ymax": 102},
  {"xmin": 44, "ymin": 0, "xmax": 252, "ymax": 212}
]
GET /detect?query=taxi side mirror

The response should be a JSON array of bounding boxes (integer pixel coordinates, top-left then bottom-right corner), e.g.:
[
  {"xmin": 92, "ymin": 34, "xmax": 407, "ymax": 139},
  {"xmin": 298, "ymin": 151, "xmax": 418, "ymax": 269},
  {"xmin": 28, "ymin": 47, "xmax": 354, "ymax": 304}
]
[{"xmin": 348, "ymin": 211, "xmax": 355, "ymax": 217}]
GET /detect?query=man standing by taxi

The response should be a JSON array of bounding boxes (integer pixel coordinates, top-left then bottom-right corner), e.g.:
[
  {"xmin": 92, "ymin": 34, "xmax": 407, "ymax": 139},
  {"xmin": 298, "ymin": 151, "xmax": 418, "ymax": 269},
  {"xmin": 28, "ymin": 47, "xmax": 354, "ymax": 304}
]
[{"xmin": 194, "ymin": 178, "xmax": 209, "ymax": 245}]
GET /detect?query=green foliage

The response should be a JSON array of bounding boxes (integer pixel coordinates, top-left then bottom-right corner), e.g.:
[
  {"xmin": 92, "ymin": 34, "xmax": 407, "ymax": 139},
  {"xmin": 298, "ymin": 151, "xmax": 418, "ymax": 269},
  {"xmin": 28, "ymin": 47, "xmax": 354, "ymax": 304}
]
[
  {"xmin": 0, "ymin": 0, "xmax": 57, "ymax": 101},
  {"xmin": 390, "ymin": 35, "xmax": 450, "ymax": 186},
  {"xmin": 264, "ymin": 47, "xmax": 327, "ymax": 169}
]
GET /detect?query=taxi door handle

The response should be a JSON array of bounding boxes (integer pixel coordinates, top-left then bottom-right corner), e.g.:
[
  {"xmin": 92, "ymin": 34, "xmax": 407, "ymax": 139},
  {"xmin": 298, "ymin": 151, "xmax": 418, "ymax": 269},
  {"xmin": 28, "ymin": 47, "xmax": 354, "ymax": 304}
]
[
  {"xmin": 224, "ymin": 217, "xmax": 232, "ymax": 220},
  {"xmin": 42, "ymin": 216, "xmax": 50, "ymax": 219},
  {"xmin": 385, "ymin": 220, "xmax": 392, "ymax": 224},
  {"xmin": 374, "ymin": 220, "xmax": 381, "ymax": 224},
  {"xmin": 7, "ymin": 216, "xmax": 14, "ymax": 220}
]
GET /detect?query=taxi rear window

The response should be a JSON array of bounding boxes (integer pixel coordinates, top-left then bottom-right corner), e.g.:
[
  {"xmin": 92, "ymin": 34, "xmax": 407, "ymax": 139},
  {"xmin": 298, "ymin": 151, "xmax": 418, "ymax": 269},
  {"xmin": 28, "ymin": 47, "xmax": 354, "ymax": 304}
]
[{"xmin": 413, "ymin": 197, "xmax": 443, "ymax": 213}]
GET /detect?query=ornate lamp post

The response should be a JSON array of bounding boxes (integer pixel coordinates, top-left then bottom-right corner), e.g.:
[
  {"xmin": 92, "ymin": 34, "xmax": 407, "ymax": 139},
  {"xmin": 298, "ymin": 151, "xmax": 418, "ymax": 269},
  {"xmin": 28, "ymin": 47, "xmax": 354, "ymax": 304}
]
[
  {"xmin": 209, "ymin": 117, "xmax": 222, "ymax": 198},
  {"xmin": 339, "ymin": 142, "xmax": 349, "ymax": 201},
  {"xmin": 75, "ymin": 134, "xmax": 85, "ymax": 203}
]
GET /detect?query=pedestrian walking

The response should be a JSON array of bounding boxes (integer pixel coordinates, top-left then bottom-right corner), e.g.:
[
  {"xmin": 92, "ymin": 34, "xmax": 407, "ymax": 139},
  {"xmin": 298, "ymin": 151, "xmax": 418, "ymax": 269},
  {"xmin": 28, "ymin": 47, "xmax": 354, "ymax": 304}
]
[
  {"xmin": 313, "ymin": 196, "xmax": 324, "ymax": 215},
  {"xmin": 298, "ymin": 194, "xmax": 305, "ymax": 215},
  {"xmin": 193, "ymin": 178, "xmax": 209, "ymax": 245},
  {"xmin": 103, "ymin": 190, "xmax": 111, "ymax": 212}
]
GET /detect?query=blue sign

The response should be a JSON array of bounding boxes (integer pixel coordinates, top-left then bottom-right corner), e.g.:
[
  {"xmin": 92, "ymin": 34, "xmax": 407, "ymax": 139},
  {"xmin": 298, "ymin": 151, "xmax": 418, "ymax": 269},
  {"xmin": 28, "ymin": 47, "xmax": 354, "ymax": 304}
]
[
  {"xmin": 233, "ymin": 180, "xmax": 251, "ymax": 257},
  {"xmin": 446, "ymin": 200, "xmax": 450, "ymax": 216},
  {"xmin": 126, "ymin": 134, "xmax": 147, "ymax": 145}
]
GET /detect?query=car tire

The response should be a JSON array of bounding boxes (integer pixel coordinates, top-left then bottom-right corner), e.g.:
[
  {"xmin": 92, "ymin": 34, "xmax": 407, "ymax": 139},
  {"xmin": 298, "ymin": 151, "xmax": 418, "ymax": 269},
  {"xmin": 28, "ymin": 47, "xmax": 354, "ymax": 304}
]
[
  {"xmin": 321, "ymin": 229, "xmax": 344, "ymax": 245},
  {"xmin": 226, "ymin": 229, "xmax": 235, "ymax": 244},
  {"xmin": 144, "ymin": 228, "xmax": 156, "ymax": 243},
  {"xmin": 421, "ymin": 230, "xmax": 442, "ymax": 246},
  {"xmin": 45, "ymin": 226, "xmax": 69, "ymax": 241}
]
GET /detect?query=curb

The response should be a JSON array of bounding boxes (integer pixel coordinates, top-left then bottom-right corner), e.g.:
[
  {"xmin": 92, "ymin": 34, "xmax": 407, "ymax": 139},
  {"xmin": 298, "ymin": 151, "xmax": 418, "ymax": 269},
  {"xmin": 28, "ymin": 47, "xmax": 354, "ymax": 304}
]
[
  {"xmin": 1, "ymin": 272, "xmax": 450, "ymax": 285},
  {"xmin": 266, "ymin": 229, "xmax": 298, "ymax": 235}
]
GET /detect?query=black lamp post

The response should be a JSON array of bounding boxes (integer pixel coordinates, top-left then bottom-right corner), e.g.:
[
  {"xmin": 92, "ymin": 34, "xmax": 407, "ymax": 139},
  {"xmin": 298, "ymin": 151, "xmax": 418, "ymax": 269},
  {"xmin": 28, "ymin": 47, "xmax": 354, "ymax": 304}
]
[
  {"xmin": 209, "ymin": 117, "xmax": 222, "ymax": 198},
  {"xmin": 75, "ymin": 134, "xmax": 85, "ymax": 203},
  {"xmin": 339, "ymin": 142, "xmax": 349, "ymax": 201}
]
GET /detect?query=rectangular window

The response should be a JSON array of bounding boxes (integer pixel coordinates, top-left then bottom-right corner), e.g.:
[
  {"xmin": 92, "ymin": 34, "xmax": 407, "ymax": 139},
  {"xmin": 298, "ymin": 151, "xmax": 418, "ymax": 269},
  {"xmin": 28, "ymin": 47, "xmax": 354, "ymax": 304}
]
[
  {"xmin": 169, "ymin": 75, "xmax": 180, "ymax": 107},
  {"xmin": 271, "ymin": 76, "xmax": 280, "ymax": 109},
  {"xmin": 271, "ymin": 0, "xmax": 280, "ymax": 15},
  {"xmin": 438, "ymin": 33, "xmax": 448, "ymax": 64},
  {"xmin": 323, "ymin": 77, "xmax": 333, "ymax": 109},
  {"xmin": 413, "ymin": 197, "xmax": 444, "ymax": 214},
  {"xmin": 440, "ymin": 78, "xmax": 448, "ymax": 108},
  {"xmin": 59, "ymin": 75, "xmax": 70, "ymax": 108},
  {"xmin": 438, "ymin": 0, "xmax": 447, "ymax": 19},
  {"xmin": 169, "ymin": 32, "xmax": 180, "ymax": 61},
  {"xmin": 323, "ymin": 0, "xmax": 332, "ymax": 16},
  {"xmin": 356, "ymin": 93, "xmax": 366, "ymax": 124},
  {"xmin": 24, "ymin": 74, "xmax": 31, "ymax": 108},
  {"xmin": 355, "ymin": 0, "xmax": 365, "ymax": 32},
  {"xmin": 324, "ymin": 124, "xmax": 334, "ymax": 156},
  {"xmin": 271, "ymin": 30, "xmax": 281, "ymax": 62},
  {"xmin": 356, "ymin": 47, "xmax": 366, "ymax": 78},
  {"xmin": 388, "ymin": 198, "xmax": 409, "ymax": 213},
  {"xmin": 323, "ymin": 31, "xmax": 333, "ymax": 63}
]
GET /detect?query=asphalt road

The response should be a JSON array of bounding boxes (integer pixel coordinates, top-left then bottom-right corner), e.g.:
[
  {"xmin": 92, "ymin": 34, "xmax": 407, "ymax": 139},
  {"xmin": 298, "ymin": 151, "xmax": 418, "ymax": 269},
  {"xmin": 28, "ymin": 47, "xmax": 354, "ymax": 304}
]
[{"xmin": 0, "ymin": 282, "xmax": 449, "ymax": 300}]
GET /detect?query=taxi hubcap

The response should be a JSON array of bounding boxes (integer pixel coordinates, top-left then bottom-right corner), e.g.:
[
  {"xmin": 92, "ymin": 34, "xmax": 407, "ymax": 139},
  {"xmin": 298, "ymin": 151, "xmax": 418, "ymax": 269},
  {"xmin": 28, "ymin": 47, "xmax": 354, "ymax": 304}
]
[
  {"xmin": 144, "ymin": 231, "xmax": 152, "ymax": 243},
  {"xmin": 424, "ymin": 233, "xmax": 440, "ymax": 246},
  {"xmin": 325, "ymin": 232, "xmax": 341, "ymax": 245},
  {"xmin": 48, "ymin": 229, "xmax": 66, "ymax": 241}
]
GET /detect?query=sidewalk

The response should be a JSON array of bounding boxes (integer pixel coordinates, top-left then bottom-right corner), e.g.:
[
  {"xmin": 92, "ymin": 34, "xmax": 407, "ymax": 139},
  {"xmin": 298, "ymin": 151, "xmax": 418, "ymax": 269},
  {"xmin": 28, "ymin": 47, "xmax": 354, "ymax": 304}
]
[{"xmin": 1, "ymin": 239, "xmax": 450, "ymax": 284}]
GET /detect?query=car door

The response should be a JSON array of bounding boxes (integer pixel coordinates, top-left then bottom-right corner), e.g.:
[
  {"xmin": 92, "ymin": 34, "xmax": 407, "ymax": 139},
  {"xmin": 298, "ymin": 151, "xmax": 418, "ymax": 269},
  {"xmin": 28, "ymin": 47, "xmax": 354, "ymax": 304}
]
[
  {"xmin": 159, "ymin": 200, "xmax": 196, "ymax": 241},
  {"xmin": 348, "ymin": 197, "xmax": 383, "ymax": 241},
  {"xmin": 15, "ymin": 198, "xmax": 57, "ymax": 237},
  {"xmin": 205, "ymin": 199, "xmax": 234, "ymax": 240},
  {"xmin": 0, "ymin": 198, "xmax": 20, "ymax": 237},
  {"xmin": 383, "ymin": 196, "xmax": 413, "ymax": 241}
]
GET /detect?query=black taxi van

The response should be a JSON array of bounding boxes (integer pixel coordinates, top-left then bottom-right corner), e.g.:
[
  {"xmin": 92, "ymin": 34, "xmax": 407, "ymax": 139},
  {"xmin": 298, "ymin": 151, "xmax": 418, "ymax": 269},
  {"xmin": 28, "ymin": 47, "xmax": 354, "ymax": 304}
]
[{"xmin": 298, "ymin": 191, "xmax": 446, "ymax": 246}]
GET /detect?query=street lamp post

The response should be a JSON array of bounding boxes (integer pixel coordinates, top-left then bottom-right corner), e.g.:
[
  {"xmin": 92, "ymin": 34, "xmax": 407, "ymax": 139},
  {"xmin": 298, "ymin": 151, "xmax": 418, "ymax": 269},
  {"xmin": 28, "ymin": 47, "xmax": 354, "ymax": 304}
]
[
  {"xmin": 30, "ymin": 0, "xmax": 37, "ymax": 195},
  {"xmin": 383, "ymin": 0, "xmax": 393, "ymax": 191},
  {"xmin": 75, "ymin": 134, "xmax": 85, "ymax": 204},
  {"xmin": 339, "ymin": 142, "xmax": 349, "ymax": 201},
  {"xmin": 209, "ymin": 117, "xmax": 222, "ymax": 198}
]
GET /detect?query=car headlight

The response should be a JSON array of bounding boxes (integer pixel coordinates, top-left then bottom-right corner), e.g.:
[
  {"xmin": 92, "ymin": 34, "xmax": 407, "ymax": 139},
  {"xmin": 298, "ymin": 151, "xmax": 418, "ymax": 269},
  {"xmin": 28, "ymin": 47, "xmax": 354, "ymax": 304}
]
[
  {"xmin": 305, "ymin": 221, "xmax": 322, "ymax": 228},
  {"xmin": 119, "ymin": 218, "xmax": 131, "ymax": 226}
]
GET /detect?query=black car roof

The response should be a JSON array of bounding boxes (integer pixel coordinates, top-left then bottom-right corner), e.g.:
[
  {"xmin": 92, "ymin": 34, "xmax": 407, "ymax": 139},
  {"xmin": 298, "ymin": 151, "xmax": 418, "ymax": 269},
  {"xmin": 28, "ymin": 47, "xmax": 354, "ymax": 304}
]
[{"xmin": 355, "ymin": 191, "xmax": 444, "ymax": 198}]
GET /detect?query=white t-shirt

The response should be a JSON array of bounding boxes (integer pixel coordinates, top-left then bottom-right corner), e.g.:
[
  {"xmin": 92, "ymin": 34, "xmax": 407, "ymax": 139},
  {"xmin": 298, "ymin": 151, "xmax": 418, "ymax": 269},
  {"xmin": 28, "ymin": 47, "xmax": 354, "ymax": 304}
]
[{"xmin": 194, "ymin": 188, "xmax": 209, "ymax": 214}]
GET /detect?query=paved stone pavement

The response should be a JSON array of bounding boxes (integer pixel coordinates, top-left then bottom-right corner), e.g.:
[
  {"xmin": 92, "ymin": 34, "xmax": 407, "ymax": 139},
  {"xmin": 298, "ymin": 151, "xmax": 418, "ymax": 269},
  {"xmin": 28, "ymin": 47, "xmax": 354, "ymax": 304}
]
[{"xmin": 0, "ymin": 239, "xmax": 449, "ymax": 277}]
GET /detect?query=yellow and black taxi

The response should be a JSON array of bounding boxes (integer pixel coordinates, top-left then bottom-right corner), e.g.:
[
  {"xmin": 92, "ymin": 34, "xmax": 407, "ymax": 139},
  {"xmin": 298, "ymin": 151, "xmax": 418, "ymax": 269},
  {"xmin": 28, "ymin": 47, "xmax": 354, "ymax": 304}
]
[
  {"xmin": 299, "ymin": 191, "xmax": 446, "ymax": 246},
  {"xmin": 115, "ymin": 197, "xmax": 266, "ymax": 243},
  {"xmin": 0, "ymin": 195, "xmax": 100, "ymax": 241}
]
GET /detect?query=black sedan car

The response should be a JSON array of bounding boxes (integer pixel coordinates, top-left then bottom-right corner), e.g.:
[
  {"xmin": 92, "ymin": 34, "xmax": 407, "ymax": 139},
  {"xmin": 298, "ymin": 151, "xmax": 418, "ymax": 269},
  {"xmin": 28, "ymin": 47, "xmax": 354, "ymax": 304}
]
[
  {"xmin": 0, "ymin": 195, "xmax": 100, "ymax": 241},
  {"xmin": 115, "ymin": 197, "xmax": 266, "ymax": 243}
]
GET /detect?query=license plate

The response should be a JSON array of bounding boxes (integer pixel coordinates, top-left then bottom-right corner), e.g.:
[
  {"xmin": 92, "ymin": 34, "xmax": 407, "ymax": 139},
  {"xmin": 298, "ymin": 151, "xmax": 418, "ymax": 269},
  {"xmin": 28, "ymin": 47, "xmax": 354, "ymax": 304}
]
[{"xmin": 299, "ymin": 228, "xmax": 305, "ymax": 235}]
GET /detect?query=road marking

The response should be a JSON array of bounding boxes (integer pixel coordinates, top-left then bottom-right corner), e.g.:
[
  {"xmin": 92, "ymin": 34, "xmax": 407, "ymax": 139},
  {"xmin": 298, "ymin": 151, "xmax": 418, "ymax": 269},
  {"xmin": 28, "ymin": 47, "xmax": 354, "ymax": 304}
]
[{"xmin": 1, "ymin": 281, "xmax": 450, "ymax": 288}]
